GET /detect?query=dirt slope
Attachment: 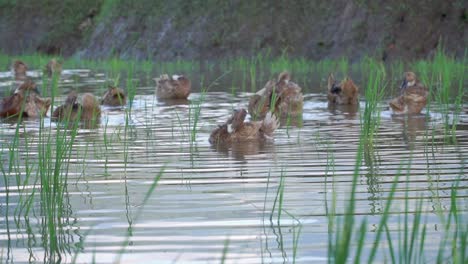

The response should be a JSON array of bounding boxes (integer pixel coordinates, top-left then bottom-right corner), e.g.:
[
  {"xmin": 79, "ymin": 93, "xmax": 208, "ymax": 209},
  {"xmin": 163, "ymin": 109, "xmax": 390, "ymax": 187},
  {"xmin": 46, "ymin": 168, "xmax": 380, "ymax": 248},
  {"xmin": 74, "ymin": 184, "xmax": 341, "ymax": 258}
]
[{"xmin": 0, "ymin": 0, "xmax": 466, "ymax": 61}]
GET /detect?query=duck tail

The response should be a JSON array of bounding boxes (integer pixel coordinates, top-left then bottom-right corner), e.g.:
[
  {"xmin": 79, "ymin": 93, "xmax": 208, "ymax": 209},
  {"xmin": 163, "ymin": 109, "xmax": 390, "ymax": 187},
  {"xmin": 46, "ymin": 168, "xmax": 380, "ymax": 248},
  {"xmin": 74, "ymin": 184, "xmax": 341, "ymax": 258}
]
[{"xmin": 261, "ymin": 111, "xmax": 280, "ymax": 136}]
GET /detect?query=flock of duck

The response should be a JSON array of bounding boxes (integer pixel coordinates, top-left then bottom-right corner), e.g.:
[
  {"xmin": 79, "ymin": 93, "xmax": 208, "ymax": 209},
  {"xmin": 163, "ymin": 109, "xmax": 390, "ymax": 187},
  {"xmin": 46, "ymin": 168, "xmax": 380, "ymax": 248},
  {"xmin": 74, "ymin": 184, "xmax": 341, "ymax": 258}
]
[{"xmin": 0, "ymin": 59, "xmax": 429, "ymax": 146}]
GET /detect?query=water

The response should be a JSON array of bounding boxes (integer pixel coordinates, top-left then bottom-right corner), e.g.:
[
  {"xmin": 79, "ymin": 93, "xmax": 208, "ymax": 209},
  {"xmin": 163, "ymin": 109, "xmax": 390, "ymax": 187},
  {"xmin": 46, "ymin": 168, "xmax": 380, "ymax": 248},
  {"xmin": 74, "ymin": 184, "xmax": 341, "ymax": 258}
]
[{"xmin": 0, "ymin": 68, "xmax": 467, "ymax": 263}]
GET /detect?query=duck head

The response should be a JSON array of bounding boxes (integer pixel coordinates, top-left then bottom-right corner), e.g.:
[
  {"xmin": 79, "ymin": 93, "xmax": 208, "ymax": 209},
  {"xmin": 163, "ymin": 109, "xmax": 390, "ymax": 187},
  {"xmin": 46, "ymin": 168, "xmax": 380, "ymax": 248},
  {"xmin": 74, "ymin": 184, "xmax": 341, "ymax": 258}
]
[
  {"xmin": 65, "ymin": 91, "xmax": 78, "ymax": 105},
  {"xmin": 45, "ymin": 58, "xmax": 62, "ymax": 77},
  {"xmin": 13, "ymin": 60, "xmax": 28, "ymax": 81},
  {"xmin": 101, "ymin": 86, "xmax": 126, "ymax": 106},
  {"xmin": 276, "ymin": 71, "xmax": 291, "ymax": 85},
  {"xmin": 19, "ymin": 81, "xmax": 52, "ymax": 117},
  {"xmin": 1, "ymin": 80, "xmax": 51, "ymax": 118},
  {"xmin": 328, "ymin": 74, "xmax": 342, "ymax": 94},
  {"xmin": 401, "ymin": 72, "xmax": 417, "ymax": 90},
  {"xmin": 172, "ymin": 75, "xmax": 191, "ymax": 90}
]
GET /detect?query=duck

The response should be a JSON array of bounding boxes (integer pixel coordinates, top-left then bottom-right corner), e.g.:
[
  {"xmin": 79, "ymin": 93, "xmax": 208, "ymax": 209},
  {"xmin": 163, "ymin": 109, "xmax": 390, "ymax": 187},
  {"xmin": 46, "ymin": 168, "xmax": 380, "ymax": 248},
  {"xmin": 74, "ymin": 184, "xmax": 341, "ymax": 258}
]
[
  {"xmin": 209, "ymin": 108, "xmax": 280, "ymax": 145},
  {"xmin": 327, "ymin": 74, "xmax": 359, "ymax": 105},
  {"xmin": 154, "ymin": 74, "xmax": 191, "ymax": 99},
  {"xmin": 389, "ymin": 72, "xmax": 428, "ymax": 114},
  {"xmin": 101, "ymin": 86, "xmax": 126, "ymax": 106},
  {"xmin": 0, "ymin": 80, "xmax": 51, "ymax": 118},
  {"xmin": 52, "ymin": 92, "xmax": 101, "ymax": 122},
  {"xmin": 12, "ymin": 60, "xmax": 28, "ymax": 81},
  {"xmin": 248, "ymin": 71, "xmax": 303, "ymax": 120},
  {"xmin": 44, "ymin": 58, "xmax": 62, "ymax": 77}
]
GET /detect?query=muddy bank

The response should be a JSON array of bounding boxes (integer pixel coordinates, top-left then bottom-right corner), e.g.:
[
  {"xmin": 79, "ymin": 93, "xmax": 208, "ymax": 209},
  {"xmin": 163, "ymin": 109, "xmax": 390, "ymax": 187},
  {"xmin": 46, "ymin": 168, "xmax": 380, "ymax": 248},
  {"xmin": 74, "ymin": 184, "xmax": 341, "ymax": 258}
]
[{"xmin": 0, "ymin": 0, "xmax": 466, "ymax": 61}]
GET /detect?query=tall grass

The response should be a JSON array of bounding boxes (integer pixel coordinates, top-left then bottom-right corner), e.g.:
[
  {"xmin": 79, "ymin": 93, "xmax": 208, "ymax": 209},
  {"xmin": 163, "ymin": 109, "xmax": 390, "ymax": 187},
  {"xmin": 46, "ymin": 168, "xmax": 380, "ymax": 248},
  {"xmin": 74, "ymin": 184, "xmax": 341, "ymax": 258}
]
[
  {"xmin": 113, "ymin": 166, "xmax": 165, "ymax": 264},
  {"xmin": 188, "ymin": 89, "xmax": 205, "ymax": 144},
  {"xmin": 326, "ymin": 138, "xmax": 466, "ymax": 263},
  {"xmin": 324, "ymin": 54, "xmax": 466, "ymax": 263},
  {"xmin": 220, "ymin": 237, "xmax": 230, "ymax": 264},
  {"xmin": 359, "ymin": 59, "xmax": 386, "ymax": 151},
  {"xmin": 1, "ymin": 113, "xmax": 80, "ymax": 263},
  {"xmin": 1, "ymin": 49, "xmax": 464, "ymax": 102},
  {"xmin": 260, "ymin": 167, "xmax": 303, "ymax": 263},
  {"xmin": 432, "ymin": 49, "xmax": 464, "ymax": 143},
  {"xmin": 37, "ymin": 116, "xmax": 79, "ymax": 262}
]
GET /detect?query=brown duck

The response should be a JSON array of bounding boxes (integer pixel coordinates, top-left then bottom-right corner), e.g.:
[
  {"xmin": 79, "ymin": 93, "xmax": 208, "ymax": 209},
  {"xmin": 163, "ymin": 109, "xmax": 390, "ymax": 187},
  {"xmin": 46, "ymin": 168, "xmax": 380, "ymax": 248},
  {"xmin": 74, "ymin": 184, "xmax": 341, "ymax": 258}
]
[
  {"xmin": 154, "ymin": 74, "xmax": 191, "ymax": 99},
  {"xmin": 327, "ymin": 74, "xmax": 359, "ymax": 105},
  {"xmin": 52, "ymin": 92, "xmax": 101, "ymax": 122},
  {"xmin": 389, "ymin": 72, "xmax": 428, "ymax": 114},
  {"xmin": 12, "ymin": 60, "xmax": 28, "ymax": 81},
  {"xmin": 248, "ymin": 71, "xmax": 303, "ymax": 120},
  {"xmin": 209, "ymin": 108, "xmax": 280, "ymax": 145},
  {"xmin": 101, "ymin": 86, "xmax": 126, "ymax": 106},
  {"xmin": 0, "ymin": 80, "xmax": 51, "ymax": 118},
  {"xmin": 44, "ymin": 58, "xmax": 62, "ymax": 77}
]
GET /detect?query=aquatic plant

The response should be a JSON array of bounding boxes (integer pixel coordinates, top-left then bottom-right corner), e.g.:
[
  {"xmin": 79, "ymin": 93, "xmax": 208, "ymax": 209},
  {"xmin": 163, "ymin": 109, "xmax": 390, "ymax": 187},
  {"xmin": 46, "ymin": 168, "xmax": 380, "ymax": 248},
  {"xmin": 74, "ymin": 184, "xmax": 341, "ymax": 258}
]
[
  {"xmin": 360, "ymin": 58, "xmax": 386, "ymax": 149},
  {"xmin": 37, "ymin": 116, "xmax": 79, "ymax": 262},
  {"xmin": 220, "ymin": 237, "xmax": 230, "ymax": 264},
  {"xmin": 113, "ymin": 166, "xmax": 165, "ymax": 263}
]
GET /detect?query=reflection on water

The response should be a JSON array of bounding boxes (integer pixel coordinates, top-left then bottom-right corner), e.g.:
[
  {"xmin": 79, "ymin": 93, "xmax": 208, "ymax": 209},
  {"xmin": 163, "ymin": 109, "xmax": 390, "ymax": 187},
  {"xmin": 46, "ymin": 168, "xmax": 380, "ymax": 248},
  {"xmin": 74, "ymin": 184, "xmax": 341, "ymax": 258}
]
[
  {"xmin": 391, "ymin": 114, "xmax": 429, "ymax": 149},
  {"xmin": 0, "ymin": 68, "xmax": 467, "ymax": 263},
  {"xmin": 327, "ymin": 103, "xmax": 359, "ymax": 120}
]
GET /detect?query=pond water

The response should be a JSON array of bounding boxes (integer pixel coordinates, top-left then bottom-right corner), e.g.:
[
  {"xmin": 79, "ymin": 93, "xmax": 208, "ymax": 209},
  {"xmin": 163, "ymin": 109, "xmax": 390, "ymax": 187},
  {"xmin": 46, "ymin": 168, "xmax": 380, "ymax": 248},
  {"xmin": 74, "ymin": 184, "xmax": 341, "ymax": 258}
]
[{"xmin": 0, "ymin": 68, "xmax": 467, "ymax": 263}]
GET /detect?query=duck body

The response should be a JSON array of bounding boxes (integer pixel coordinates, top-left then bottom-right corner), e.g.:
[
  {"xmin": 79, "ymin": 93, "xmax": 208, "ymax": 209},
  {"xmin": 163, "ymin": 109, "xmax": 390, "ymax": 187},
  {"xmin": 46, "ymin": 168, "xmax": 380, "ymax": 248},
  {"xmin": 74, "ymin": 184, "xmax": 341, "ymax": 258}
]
[
  {"xmin": 155, "ymin": 74, "xmax": 191, "ymax": 99},
  {"xmin": 327, "ymin": 74, "xmax": 359, "ymax": 105},
  {"xmin": 44, "ymin": 59, "xmax": 62, "ymax": 77},
  {"xmin": 0, "ymin": 80, "xmax": 51, "ymax": 118},
  {"xmin": 209, "ymin": 109, "xmax": 279, "ymax": 145},
  {"xmin": 101, "ymin": 86, "xmax": 126, "ymax": 106},
  {"xmin": 52, "ymin": 92, "xmax": 101, "ymax": 122},
  {"xmin": 389, "ymin": 72, "xmax": 428, "ymax": 114},
  {"xmin": 248, "ymin": 71, "xmax": 303, "ymax": 120},
  {"xmin": 52, "ymin": 91, "xmax": 81, "ymax": 121}
]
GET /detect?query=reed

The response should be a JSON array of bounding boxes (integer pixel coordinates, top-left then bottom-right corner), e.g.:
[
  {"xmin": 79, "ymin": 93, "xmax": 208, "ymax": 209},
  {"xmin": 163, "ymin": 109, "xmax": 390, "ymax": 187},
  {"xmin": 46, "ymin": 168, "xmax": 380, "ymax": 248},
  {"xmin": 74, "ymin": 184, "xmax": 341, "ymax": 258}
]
[
  {"xmin": 360, "ymin": 58, "xmax": 386, "ymax": 148},
  {"xmin": 220, "ymin": 237, "xmax": 230, "ymax": 264},
  {"xmin": 325, "ymin": 135, "xmax": 467, "ymax": 263},
  {"xmin": 329, "ymin": 138, "xmax": 364, "ymax": 264},
  {"xmin": 37, "ymin": 115, "xmax": 79, "ymax": 262},
  {"xmin": 433, "ymin": 48, "xmax": 465, "ymax": 143},
  {"xmin": 270, "ymin": 168, "xmax": 286, "ymax": 224},
  {"xmin": 0, "ymin": 74, "xmax": 92, "ymax": 262},
  {"xmin": 249, "ymin": 58, "xmax": 257, "ymax": 93},
  {"xmin": 0, "ymin": 119, "xmax": 23, "ymax": 262},
  {"xmin": 6, "ymin": 115, "xmax": 79, "ymax": 262},
  {"xmin": 188, "ymin": 89, "xmax": 205, "ymax": 143},
  {"xmin": 114, "ymin": 166, "xmax": 165, "ymax": 263}
]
